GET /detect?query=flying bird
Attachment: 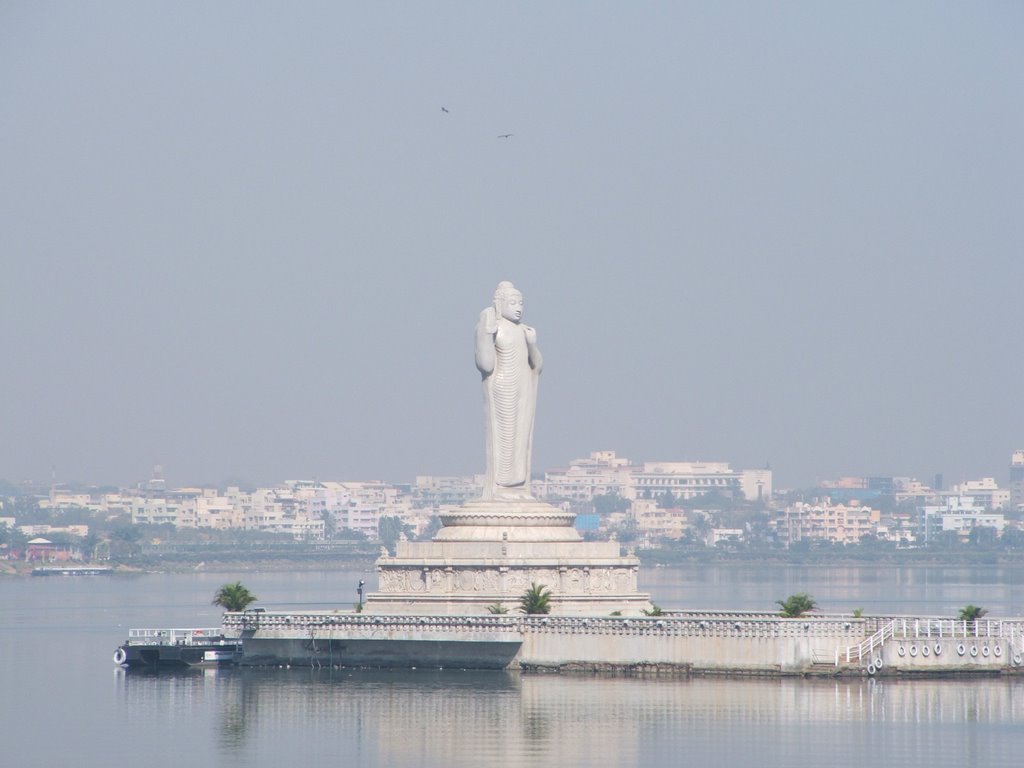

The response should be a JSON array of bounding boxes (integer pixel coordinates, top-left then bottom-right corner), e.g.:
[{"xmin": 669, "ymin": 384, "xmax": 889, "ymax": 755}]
[
  {"xmin": 441, "ymin": 106, "xmax": 449, "ymax": 113},
  {"xmin": 497, "ymin": 133, "xmax": 513, "ymax": 139}
]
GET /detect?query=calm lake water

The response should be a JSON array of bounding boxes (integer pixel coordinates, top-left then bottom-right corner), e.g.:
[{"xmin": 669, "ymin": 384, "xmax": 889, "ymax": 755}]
[{"xmin": 2, "ymin": 565, "xmax": 1023, "ymax": 767}]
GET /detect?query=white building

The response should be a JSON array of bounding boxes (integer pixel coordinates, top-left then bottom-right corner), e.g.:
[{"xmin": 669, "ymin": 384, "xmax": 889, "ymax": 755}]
[
  {"xmin": 948, "ymin": 478, "xmax": 1009, "ymax": 510},
  {"xmin": 131, "ymin": 494, "xmax": 197, "ymax": 527},
  {"xmin": 633, "ymin": 461, "xmax": 734, "ymax": 500},
  {"xmin": 629, "ymin": 498, "xmax": 690, "ymax": 542},
  {"xmin": 784, "ymin": 500, "xmax": 881, "ymax": 545},
  {"xmin": 316, "ymin": 481, "xmax": 411, "ymax": 539},
  {"xmin": 195, "ymin": 489, "xmax": 241, "ymax": 530},
  {"xmin": 1009, "ymin": 451, "xmax": 1024, "ymax": 512},
  {"xmin": 224, "ymin": 487, "xmax": 323, "ymax": 539},
  {"xmin": 739, "ymin": 469, "xmax": 773, "ymax": 503},
  {"xmin": 412, "ymin": 475, "xmax": 482, "ymax": 510},
  {"xmin": 18, "ymin": 523, "xmax": 90, "ymax": 538},
  {"xmin": 923, "ymin": 496, "xmax": 1005, "ymax": 538},
  {"xmin": 122, "ymin": 479, "xmax": 414, "ymax": 540},
  {"xmin": 541, "ymin": 451, "xmax": 636, "ymax": 502},
  {"xmin": 40, "ymin": 490, "xmax": 93, "ymax": 510},
  {"xmin": 542, "ymin": 452, "xmax": 772, "ymax": 505}
]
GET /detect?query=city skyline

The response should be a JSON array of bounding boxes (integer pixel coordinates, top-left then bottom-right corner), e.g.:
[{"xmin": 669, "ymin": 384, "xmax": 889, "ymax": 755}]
[
  {"xmin": 2, "ymin": 4, "xmax": 1022, "ymax": 491},
  {"xmin": 10, "ymin": 449, "xmax": 1019, "ymax": 553},
  {"xmin": 7, "ymin": 447, "xmax": 1022, "ymax": 498}
]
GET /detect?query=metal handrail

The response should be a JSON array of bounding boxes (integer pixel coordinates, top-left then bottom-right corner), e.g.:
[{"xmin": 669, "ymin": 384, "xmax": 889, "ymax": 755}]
[
  {"xmin": 126, "ymin": 628, "xmax": 229, "ymax": 646},
  {"xmin": 840, "ymin": 619, "xmax": 1024, "ymax": 665},
  {"xmin": 843, "ymin": 620, "xmax": 899, "ymax": 664}
]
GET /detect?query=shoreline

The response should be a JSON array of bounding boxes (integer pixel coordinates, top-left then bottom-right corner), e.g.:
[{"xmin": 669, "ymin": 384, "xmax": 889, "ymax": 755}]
[
  {"xmin": 4, "ymin": 551, "xmax": 1021, "ymax": 577},
  {"xmin": 0, "ymin": 557, "xmax": 378, "ymax": 577}
]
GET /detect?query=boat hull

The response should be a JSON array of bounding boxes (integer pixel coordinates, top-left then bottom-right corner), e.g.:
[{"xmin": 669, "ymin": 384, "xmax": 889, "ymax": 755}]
[{"xmin": 115, "ymin": 642, "xmax": 242, "ymax": 668}]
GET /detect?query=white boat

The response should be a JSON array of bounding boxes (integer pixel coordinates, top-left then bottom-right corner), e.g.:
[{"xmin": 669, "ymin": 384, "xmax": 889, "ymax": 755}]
[
  {"xmin": 112, "ymin": 628, "xmax": 242, "ymax": 668},
  {"xmin": 32, "ymin": 566, "xmax": 114, "ymax": 576}
]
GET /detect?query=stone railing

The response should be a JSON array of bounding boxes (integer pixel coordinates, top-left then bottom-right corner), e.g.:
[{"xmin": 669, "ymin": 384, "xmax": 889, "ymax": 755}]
[
  {"xmin": 223, "ymin": 610, "xmax": 868, "ymax": 640},
  {"xmin": 224, "ymin": 610, "xmax": 1024, "ymax": 643},
  {"xmin": 224, "ymin": 611, "xmax": 521, "ymax": 633}
]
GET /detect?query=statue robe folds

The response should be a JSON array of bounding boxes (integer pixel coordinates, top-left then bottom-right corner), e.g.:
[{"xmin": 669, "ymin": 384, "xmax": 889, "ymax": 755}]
[{"xmin": 476, "ymin": 304, "xmax": 542, "ymax": 502}]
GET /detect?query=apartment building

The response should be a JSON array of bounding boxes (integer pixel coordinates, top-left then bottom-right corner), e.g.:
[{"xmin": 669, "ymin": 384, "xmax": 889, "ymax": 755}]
[
  {"xmin": 131, "ymin": 492, "xmax": 198, "ymax": 527},
  {"xmin": 540, "ymin": 451, "xmax": 635, "ymax": 501},
  {"xmin": 412, "ymin": 475, "xmax": 482, "ymax": 510},
  {"xmin": 320, "ymin": 481, "xmax": 412, "ymax": 539},
  {"xmin": 195, "ymin": 489, "xmax": 242, "ymax": 530},
  {"xmin": 922, "ymin": 496, "xmax": 1005, "ymax": 539},
  {"xmin": 630, "ymin": 498, "xmax": 690, "ymax": 541},
  {"xmin": 948, "ymin": 478, "xmax": 1010, "ymax": 510},
  {"xmin": 1010, "ymin": 451, "xmax": 1024, "ymax": 512},
  {"xmin": 117, "ymin": 479, "xmax": 417, "ymax": 540},
  {"xmin": 784, "ymin": 500, "xmax": 881, "ymax": 545}
]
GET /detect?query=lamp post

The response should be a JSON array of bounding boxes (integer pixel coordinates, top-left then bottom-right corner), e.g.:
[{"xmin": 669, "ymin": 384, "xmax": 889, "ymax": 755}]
[{"xmin": 357, "ymin": 579, "xmax": 365, "ymax": 608}]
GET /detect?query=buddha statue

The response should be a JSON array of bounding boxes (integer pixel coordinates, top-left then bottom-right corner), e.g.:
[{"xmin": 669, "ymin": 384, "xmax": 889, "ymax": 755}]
[{"xmin": 474, "ymin": 281, "xmax": 543, "ymax": 501}]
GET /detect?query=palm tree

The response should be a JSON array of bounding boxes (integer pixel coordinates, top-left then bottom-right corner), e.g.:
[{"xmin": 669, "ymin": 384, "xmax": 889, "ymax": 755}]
[
  {"xmin": 518, "ymin": 583, "xmax": 552, "ymax": 615},
  {"xmin": 487, "ymin": 602, "xmax": 509, "ymax": 614},
  {"xmin": 958, "ymin": 604, "xmax": 988, "ymax": 623},
  {"xmin": 642, "ymin": 604, "xmax": 665, "ymax": 616},
  {"xmin": 777, "ymin": 592, "xmax": 817, "ymax": 618},
  {"xmin": 212, "ymin": 581, "xmax": 258, "ymax": 612}
]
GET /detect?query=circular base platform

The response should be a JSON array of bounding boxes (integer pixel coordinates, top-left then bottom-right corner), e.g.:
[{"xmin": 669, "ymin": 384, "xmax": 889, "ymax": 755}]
[{"xmin": 438, "ymin": 500, "xmax": 577, "ymax": 530}]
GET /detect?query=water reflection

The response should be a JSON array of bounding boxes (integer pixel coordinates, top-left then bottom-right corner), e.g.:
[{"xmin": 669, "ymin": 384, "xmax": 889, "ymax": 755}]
[{"xmin": 114, "ymin": 669, "xmax": 1024, "ymax": 767}]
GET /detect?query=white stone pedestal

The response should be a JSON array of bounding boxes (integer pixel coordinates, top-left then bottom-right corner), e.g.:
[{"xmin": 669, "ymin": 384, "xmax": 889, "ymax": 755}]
[{"xmin": 365, "ymin": 500, "xmax": 651, "ymax": 616}]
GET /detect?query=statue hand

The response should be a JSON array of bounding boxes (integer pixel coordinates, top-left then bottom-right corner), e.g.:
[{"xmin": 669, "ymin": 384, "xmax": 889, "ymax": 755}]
[
  {"xmin": 523, "ymin": 325, "xmax": 537, "ymax": 344},
  {"xmin": 479, "ymin": 307, "xmax": 498, "ymax": 335}
]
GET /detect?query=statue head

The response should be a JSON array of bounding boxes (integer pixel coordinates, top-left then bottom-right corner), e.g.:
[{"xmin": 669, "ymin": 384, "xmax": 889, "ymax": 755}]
[{"xmin": 493, "ymin": 281, "xmax": 524, "ymax": 323}]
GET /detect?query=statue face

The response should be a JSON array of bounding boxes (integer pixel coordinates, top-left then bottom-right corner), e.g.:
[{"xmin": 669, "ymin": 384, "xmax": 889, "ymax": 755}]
[{"xmin": 498, "ymin": 292, "xmax": 524, "ymax": 323}]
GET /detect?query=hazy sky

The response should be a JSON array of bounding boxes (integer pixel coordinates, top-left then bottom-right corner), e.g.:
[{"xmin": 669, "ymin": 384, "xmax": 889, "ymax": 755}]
[{"xmin": 2, "ymin": 2, "xmax": 1021, "ymax": 491}]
